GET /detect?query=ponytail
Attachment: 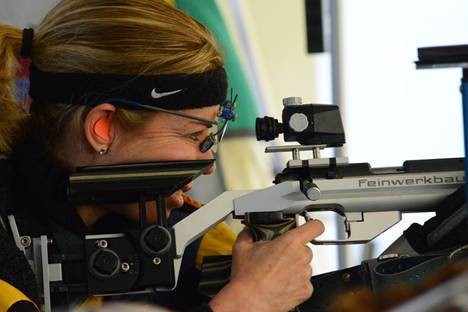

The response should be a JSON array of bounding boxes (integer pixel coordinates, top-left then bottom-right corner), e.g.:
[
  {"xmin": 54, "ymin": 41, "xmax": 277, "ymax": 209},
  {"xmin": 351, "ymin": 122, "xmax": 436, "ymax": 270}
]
[{"xmin": 0, "ymin": 23, "xmax": 29, "ymax": 156}]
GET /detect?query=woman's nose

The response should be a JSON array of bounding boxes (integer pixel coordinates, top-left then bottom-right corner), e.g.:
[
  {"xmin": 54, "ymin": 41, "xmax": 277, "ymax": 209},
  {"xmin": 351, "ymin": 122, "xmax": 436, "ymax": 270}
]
[
  {"xmin": 203, "ymin": 161, "xmax": 216, "ymax": 175},
  {"xmin": 198, "ymin": 149, "xmax": 216, "ymax": 174}
]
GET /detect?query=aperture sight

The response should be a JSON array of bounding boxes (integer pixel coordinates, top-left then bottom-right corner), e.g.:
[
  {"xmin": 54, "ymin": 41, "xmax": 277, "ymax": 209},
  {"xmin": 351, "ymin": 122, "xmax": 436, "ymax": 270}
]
[{"xmin": 256, "ymin": 97, "xmax": 345, "ymax": 147}]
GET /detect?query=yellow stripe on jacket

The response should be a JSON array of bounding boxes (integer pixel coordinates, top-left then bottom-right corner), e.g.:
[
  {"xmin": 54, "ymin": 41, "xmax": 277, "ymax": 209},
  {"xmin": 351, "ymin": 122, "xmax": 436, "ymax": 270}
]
[
  {"xmin": 0, "ymin": 279, "xmax": 39, "ymax": 311},
  {"xmin": 195, "ymin": 222, "xmax": 236, "ymax": 268},
  {"xmin": 180, "ymin": 194, "xmax": 237, "ymax": 267}
]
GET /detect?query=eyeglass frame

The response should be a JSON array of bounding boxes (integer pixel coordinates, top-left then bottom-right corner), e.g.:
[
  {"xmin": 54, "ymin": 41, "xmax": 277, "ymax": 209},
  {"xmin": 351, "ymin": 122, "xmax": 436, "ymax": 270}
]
[{"xmin": 103, "ymin": 98, "xmax": 232, "ymax": 153}]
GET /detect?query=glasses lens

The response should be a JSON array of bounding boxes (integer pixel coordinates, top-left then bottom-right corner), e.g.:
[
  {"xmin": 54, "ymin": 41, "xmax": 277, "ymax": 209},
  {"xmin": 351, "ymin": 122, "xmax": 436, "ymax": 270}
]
[
  {"xmin": 199, "ymin": 121, "xmax": 229, "ymax": 154},
  {"xmin": 200, "ymin": 135, "xmax": 216, "ymax": 153}
]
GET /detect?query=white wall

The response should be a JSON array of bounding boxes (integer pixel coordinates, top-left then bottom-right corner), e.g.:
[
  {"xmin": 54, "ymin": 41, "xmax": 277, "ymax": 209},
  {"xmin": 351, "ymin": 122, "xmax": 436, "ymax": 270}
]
[
  {"xmin": 338, "ymin": 0, "xmax": 468, "ymax": 266},
  {"xmin": 236, "ymin": 0, "xmax": 333, "ymax": 116},
  {"xmin": 0, "ymin": 0, "xmax": 59, "ymax": 27},
  {"xmin": 339, "ymin": 0, "xmax": 467, "ymax": 166}
]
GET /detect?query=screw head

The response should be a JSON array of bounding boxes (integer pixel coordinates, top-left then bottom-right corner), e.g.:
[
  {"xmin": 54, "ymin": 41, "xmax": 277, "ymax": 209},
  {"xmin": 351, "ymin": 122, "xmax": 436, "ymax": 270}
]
[
  {"xmin": 96, "ymin": 240, "xmax": 108, "ymax": 249},
  {"xmin": 342, "ymin": 272, "xmax": 351, "ymax": 283},
  {"xmin": 20, "ymin": 236, "xmax": 31, "ymax": 248},
  {"xmin": 121, "ymin": 262, "xmax": 130, "ymax": 272}
]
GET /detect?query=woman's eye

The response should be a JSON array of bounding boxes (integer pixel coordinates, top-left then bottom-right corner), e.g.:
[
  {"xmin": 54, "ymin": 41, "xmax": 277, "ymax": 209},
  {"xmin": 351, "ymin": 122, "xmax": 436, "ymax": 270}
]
[{"xmin": 187, "ymin": 132, "xmax": 202, "ymax": 141}]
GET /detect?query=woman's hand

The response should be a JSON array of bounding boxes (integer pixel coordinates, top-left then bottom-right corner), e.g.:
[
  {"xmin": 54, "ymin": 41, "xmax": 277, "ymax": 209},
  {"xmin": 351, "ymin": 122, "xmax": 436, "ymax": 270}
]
[{"xmin": 209, "ymin": 220, "xmax": 325, "ymax": 312}]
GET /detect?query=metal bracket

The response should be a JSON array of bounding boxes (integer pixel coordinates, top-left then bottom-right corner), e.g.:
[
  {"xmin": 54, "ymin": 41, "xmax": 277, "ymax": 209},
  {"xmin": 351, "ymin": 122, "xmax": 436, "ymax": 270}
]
[
  {"xmin": 170, "ymin": 190, "xmax": 252, "ymax": 290},
  {"xmin": 7, "ymin": 215, "xmax": 26, "ymax": 254},
  {"xmin": 30, "ymin": 236, "xmax": 62, "ymax": 312},
  {"xmin": 309, "ymin": 211, "xmax": 402, "ymax": 244}
]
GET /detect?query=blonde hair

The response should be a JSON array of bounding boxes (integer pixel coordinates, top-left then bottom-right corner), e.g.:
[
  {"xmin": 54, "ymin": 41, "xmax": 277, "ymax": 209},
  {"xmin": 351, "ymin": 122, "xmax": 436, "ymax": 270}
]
[
  {"xmin": 0, "ymin": 23, "xmax": 27, "ymax": 155},
  {"xmin": 0, "ymin": 0, "xmax": 223, "ymax": 164}
]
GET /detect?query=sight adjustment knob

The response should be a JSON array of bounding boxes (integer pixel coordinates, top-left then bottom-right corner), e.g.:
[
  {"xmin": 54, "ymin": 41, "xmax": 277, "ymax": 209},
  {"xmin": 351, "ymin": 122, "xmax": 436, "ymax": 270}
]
[
  {"xmin": 140, "ymin": 225, "xmax": 172, "ymax": 255},
  {"xmin": 289, "ymin": 113, "xmax": 309, "ymax": 132},
  {"xmin": 89, "ymin": 249, "xmax": 121, "ymax": 278},
  {"xmin": 301, "ymin": 180, "xmax": 321, "ymax": 201}
]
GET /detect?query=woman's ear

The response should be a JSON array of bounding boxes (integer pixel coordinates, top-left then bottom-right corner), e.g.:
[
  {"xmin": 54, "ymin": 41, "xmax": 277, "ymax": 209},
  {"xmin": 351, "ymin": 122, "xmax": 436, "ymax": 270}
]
[{"xmin": 84, "ymin": 103, "xmax": 117, "ymax": 154}]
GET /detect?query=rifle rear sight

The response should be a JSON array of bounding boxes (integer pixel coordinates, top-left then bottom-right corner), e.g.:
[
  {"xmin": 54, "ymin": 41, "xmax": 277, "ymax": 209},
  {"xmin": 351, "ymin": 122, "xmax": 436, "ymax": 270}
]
[
  {"xmin": 256, "ymin": 97, "xmax": 345, "ymax": 160},
  {"xmin": 254, "ymin": 97, "xmax": 347, "ymax": 204}
]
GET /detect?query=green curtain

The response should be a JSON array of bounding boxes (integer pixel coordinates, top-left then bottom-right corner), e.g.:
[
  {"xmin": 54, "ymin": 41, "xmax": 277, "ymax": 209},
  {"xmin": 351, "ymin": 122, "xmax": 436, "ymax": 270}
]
[
  {"xmin": 175, "ymin": 0, "xmax": 258, "ymax": 132},
  {"xmin": 176, "ymin": 0, "xmax": 274, "ymax": 206}
]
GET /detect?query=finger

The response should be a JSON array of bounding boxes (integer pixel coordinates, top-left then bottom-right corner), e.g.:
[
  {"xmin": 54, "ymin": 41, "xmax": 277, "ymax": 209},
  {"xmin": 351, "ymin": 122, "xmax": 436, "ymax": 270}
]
[{"xmin": 285, "ymin": 219, "xmax": 325, "ymax": 244}]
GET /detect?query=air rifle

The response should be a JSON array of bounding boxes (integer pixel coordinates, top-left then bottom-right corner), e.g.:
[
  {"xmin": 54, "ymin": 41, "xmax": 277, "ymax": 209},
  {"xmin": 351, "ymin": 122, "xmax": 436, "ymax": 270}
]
[{"xmin": 181, "ymin": 97, "xmax": 464, "ymax": 245}]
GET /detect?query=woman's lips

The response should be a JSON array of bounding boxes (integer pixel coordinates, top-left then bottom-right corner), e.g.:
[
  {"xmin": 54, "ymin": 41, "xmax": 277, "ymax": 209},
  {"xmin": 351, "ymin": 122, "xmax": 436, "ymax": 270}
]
[
  {"xmin": 181, "ymin": 182, "xmax": 192, "ymax": 192},
  {"xmin": 164, "ymin": 183, "xmax": 192, "ymax": 200},
  {"xmin": 164, "ymin": 183, "xmax": 192, "ymax": 211}
]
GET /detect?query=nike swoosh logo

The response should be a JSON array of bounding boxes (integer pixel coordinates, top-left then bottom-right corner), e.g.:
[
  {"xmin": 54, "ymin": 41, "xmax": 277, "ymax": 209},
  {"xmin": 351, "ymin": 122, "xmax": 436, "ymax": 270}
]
[{"xmin": 151, "ymin": 88, "xmax": 183, "ymax": 99}]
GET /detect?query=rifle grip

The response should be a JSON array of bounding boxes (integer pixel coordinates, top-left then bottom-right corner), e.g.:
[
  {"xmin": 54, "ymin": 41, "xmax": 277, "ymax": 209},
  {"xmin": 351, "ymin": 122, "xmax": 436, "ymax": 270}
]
[{"xmin": 245, "ymin": 218, "xmax": 296, "ymax": 241}]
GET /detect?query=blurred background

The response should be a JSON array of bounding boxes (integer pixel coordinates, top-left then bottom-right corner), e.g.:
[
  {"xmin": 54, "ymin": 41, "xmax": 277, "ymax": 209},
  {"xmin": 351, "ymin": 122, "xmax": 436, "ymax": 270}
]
[{"xmin": 2, "ymin": 0, "xmax": 468, "ymax": 275}]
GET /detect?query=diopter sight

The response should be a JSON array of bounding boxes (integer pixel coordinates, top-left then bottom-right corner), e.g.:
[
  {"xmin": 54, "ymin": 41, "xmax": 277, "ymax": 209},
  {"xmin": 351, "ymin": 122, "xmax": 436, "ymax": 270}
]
[{"xmin": 255, "ymin": 97, "xmax": 345, "ymax": 147}]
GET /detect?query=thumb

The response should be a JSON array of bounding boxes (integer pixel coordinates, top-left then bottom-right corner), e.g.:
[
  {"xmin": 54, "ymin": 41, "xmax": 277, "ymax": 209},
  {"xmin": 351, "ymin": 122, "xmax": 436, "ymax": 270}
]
[{"xmin": 233, "ymin": 227, "xmax": 254, "ymax": 252}]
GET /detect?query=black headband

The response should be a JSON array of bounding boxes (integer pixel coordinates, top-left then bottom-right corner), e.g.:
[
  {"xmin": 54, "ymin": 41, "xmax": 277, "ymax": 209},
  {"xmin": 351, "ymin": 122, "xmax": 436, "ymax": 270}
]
[
  {"xmin": 29, "ymin": 65, "xmax": 228, "ymax": 110},
  {"xmin": 21, "ymin": 28, "xmax": 34, "ymax": 59}
]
